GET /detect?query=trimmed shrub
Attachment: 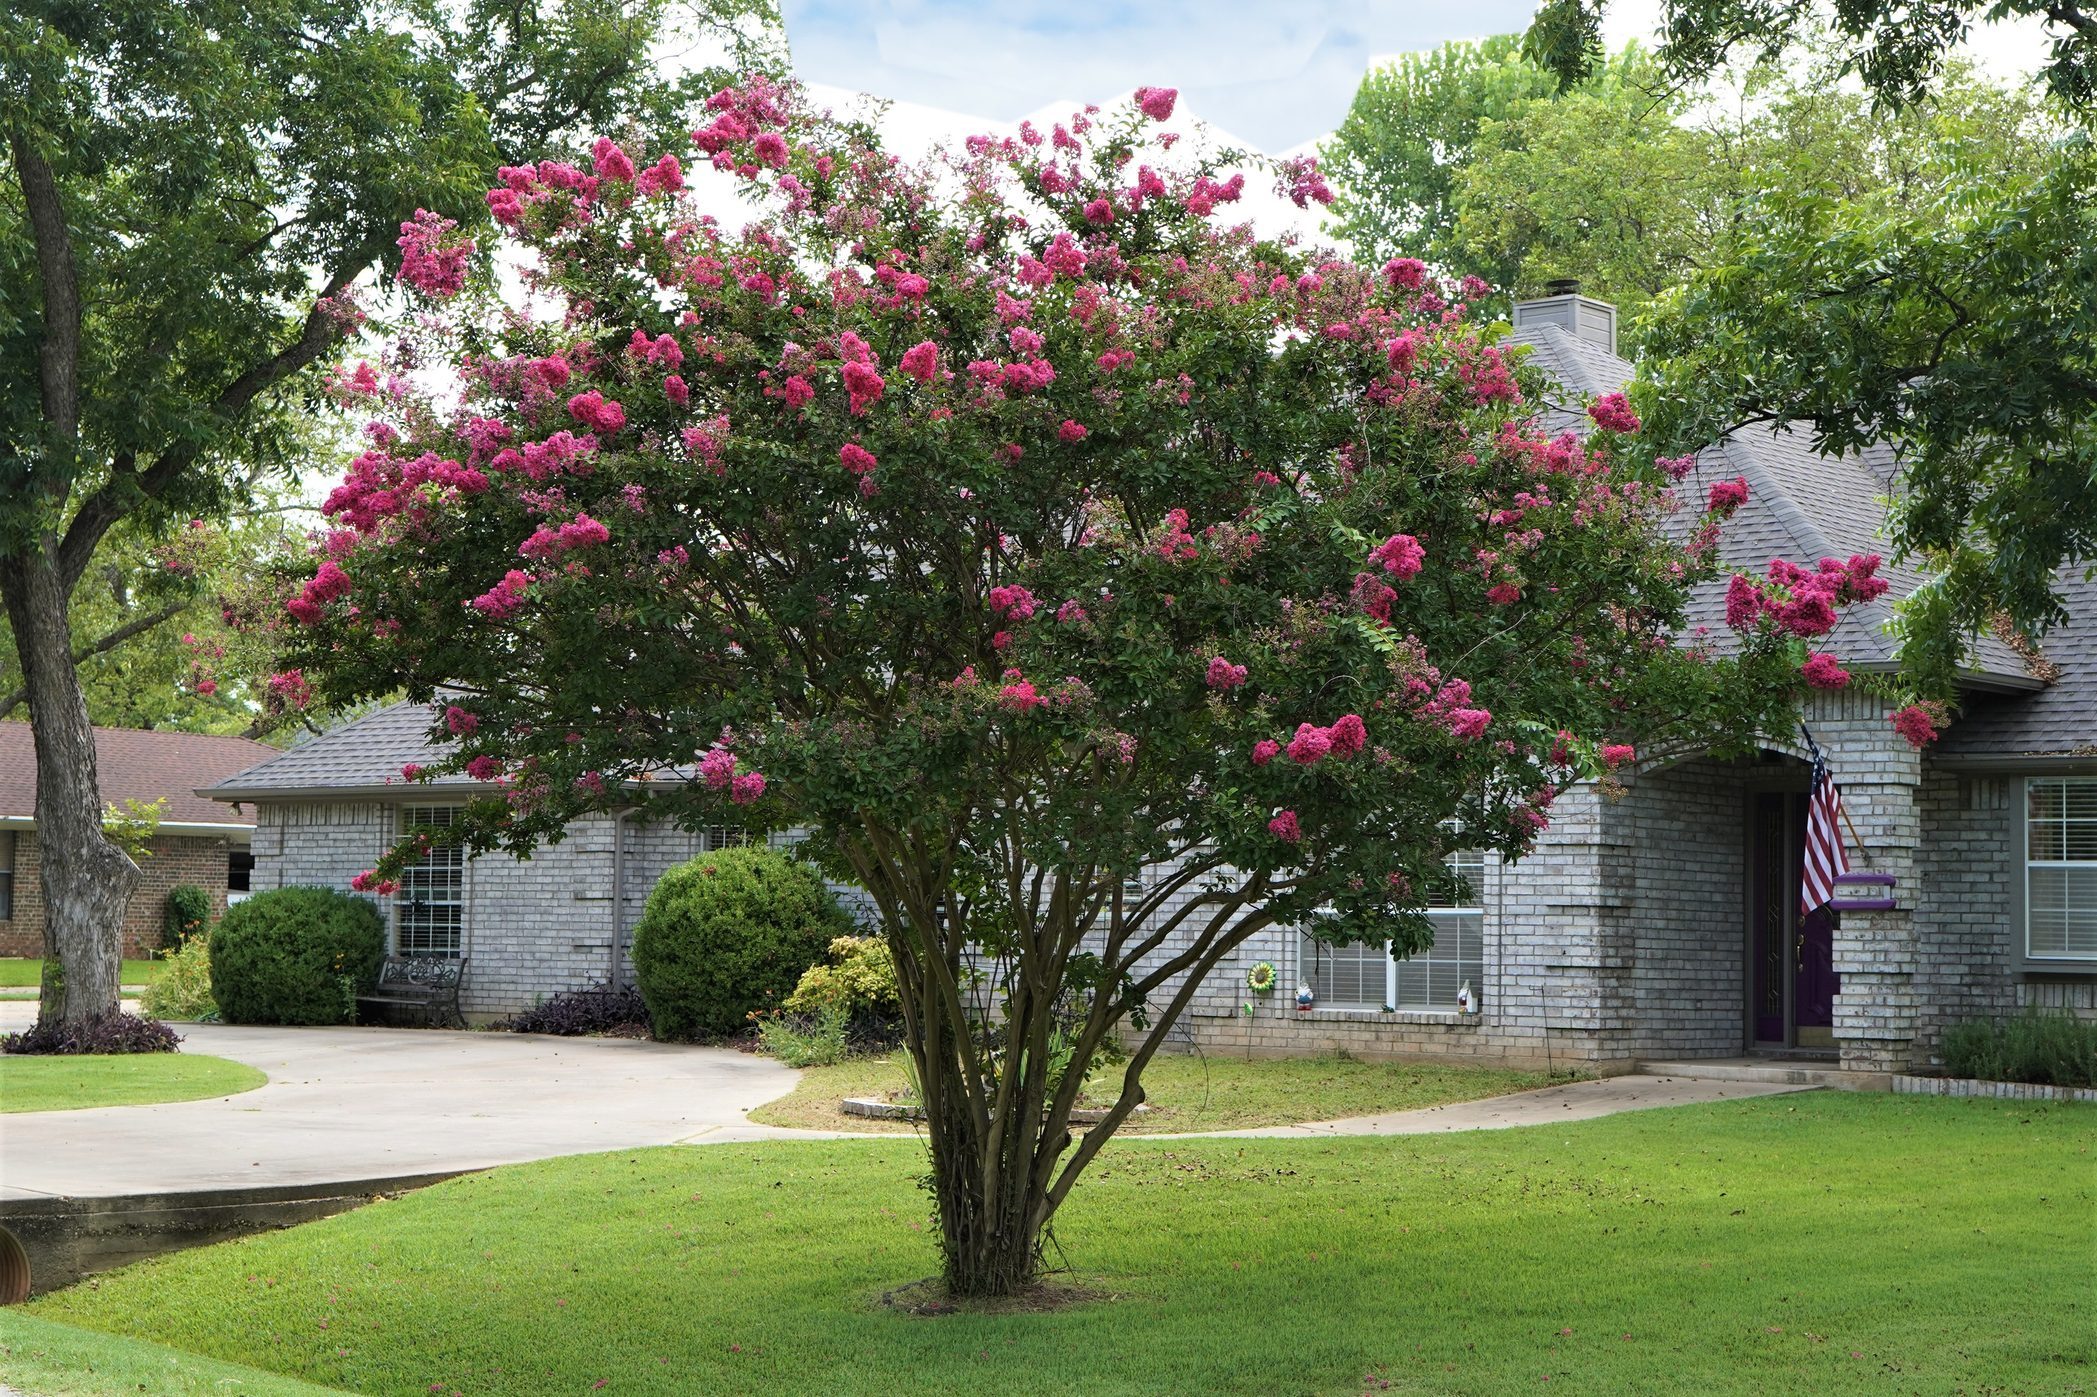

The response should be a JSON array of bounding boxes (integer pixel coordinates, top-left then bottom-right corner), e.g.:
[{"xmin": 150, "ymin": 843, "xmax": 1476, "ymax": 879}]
[
  {"xmin": 1940, "ymin": 1010, "xmax": 2097, "ymax": 1087},
  {"xmin": 140, "ymin": 934, "xmax": 218, "ymax": 1020},
  {"xmin": 3, "ymin": 1011, "xmax": 181, "ymax": 1055},
  {"xmin": 630, "ymin": 846, "xmax": 851, "ymax": 1041},
  {"xmin": 163, "ymin": 883, "xmax": 213, "ymax": 950},
  {"xmin": 209, "ymin": 886, "xmax": 385, "ymax": 1026},
  {"xmin": 499, "ymin": 983, "xmax": 652, "ymax": 1037}
]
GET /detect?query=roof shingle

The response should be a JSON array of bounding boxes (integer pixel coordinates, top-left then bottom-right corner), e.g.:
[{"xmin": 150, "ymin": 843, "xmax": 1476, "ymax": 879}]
[{"xmin": 0, "ymin": 723, "xmax": 278, "ymax": 825}]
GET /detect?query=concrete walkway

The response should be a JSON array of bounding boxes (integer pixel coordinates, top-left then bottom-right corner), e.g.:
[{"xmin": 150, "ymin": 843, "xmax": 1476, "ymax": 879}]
[
  {"xmin": 2, "ymin": 995, "xmax": 1814, "ymax": 1202},
  {"xmin": 1192, "ymin": 1072, "xmax": 1811, "ymax": 1138},
  {"xmin": 0, "ymin": 1017, "xmax": 805, "ymax": 1201}
]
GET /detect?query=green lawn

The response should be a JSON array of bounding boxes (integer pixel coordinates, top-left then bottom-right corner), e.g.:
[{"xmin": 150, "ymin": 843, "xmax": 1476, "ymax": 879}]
[
  {"xmin": 0, "ymin": 1312, "xmax": 347, "ymax": 1397},
  {"xmin": 0, "ymin": 957, "xmax": 167, "ymax": 988},
  {"xmin": 751, "ymin": 1050, "xmax": 1574, "ymax": 1133},
  {"xmin": 0, "ymin": 1053, "xmax": 264, "ymax": 1112},
  {"xmin": 22, "ymin": 1093, "xmax": 2092, "ymax": 1395}
]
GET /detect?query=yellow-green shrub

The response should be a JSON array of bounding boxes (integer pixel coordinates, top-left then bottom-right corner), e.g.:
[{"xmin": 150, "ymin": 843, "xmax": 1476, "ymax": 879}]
[{"xmin": 783, "ymin": 935, "xmax": 898, "ymax": 1017}]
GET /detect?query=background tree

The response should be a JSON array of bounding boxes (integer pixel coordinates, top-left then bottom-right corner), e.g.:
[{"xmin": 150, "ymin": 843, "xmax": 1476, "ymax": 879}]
[
  {"xmin": 1, "ymin": 0, "xmax": 781, "ymax": 1028},
  {"xmin": 1316, "ymin": 36, "xmax": 1563, "ymax": 272},
  {"xmin": 1523, "ymin": 0, "xmax": 2096, "ymax": 110},
  {"xmin": 283, "ymin": 77, "xmax": 1881, "ymax": 1298},
  {"xmin": 1507, "ymin": 0, "xmax": 2093, "ymax": 693},
  {"xmin": 1447, "ymin": 56, "xmax": 2049, "ymax": 346},
  {"xmin": 1632, "ymin": 131, "xmax": 2095, "ymax": 698}
]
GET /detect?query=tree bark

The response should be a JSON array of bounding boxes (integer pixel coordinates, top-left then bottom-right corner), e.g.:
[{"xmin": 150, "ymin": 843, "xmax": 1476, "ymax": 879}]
[{"xmin": 0, "ymin": 552, "xmax": 139, "ymax": 1026}]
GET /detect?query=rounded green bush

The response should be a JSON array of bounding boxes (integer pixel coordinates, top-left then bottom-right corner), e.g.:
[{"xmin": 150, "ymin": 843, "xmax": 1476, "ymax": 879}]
[
  {"xmin": 208, "ymin": 886, "xmax": 386, "ymax": 1026},
  {"xmin": 630, "ymin": 846, "xmax": 853, "ymax": 1040}
]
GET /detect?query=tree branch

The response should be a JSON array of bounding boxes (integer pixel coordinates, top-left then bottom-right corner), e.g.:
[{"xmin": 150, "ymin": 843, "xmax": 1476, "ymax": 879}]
[
  {"xmin": 56, "ymin": 254, "xmax": 375, "ymax": 590},
  {"xmin": 9, "ymin": 124, "xmax": 83, "ymax": 477},
  {"xmin": 0, "ymin": 598, "xmax": 191, "ymax": 719}
]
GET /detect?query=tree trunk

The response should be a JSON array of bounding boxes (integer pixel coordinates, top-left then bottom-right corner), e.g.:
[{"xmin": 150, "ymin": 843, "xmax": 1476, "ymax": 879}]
[
  {"xmin": 921, "ymin": 1049, "xmax": 1062, "ymax": 1298},
  {"xmin": 0, "ymin": 551, "xmax": 138, "ymax": 1027}
]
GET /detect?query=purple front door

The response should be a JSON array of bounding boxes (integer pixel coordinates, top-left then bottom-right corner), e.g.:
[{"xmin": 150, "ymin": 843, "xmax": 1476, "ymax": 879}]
[{"xmin": 1749, "ymin": 791, "xmax": 1839, "ymax": 1049}]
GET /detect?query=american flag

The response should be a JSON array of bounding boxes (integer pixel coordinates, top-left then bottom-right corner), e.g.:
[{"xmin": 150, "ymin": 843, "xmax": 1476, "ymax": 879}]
[{"xmin": 1801, "ymin": 748, "xmax": 1852, "ymax": 915}]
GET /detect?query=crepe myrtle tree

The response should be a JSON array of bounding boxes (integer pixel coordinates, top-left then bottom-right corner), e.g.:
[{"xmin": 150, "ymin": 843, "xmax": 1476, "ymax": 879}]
[{"xmin": 279, "ymin": 76, "xmax": 1886, "ymax": 1297}]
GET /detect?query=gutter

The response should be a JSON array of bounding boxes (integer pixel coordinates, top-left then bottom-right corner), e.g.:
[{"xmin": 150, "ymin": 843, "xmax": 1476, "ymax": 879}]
[{"xmin": 610, "ymin": 807, "xmax": 635, "ymax": 990}]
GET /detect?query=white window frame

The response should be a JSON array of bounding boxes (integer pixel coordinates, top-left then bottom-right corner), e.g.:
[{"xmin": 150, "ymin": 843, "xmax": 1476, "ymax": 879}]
[
  {"xmin": 2025, "ymin": 777, "xmax": 2097, "ymax": 963},
  {"xmin": 395, "ymin": 805, "xmax": 466, "ymax": 959},
  {"xmin": 1298, "ymin": 849, "xmax": 1487, "ymax": 1011}
]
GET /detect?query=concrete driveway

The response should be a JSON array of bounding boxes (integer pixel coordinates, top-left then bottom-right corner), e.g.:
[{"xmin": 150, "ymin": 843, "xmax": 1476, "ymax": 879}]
[{"xmin": 0, "ymin": 1017, "xmax": 803, "ymax": 1201}]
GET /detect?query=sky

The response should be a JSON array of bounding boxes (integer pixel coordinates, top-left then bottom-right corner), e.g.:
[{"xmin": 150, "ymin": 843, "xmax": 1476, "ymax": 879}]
[{"xmin": 781, "ymin": 0, "xmax": 2054, "ymax": 153}]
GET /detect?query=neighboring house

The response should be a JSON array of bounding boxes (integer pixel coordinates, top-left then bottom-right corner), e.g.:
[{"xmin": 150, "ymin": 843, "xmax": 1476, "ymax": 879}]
[
  {"xmin": 0, "ymin": 722, "xmax": 278, "ymax": 958},
  {"xmin": 201, "ymin": 291, "xmax": 2096, "ymax": 1071}
]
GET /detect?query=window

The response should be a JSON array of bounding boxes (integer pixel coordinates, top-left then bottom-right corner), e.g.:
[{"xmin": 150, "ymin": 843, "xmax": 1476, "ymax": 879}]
[
  {"xmin": 1299, "ymin": 849, "xmax": 1487, "ymax": 1011},
  {"xmin": 396, "ymin": 806, "xmax": 465, "ymax": 958},
  {"xmin": 2027, "ymin": 778, "xmax": 2097, "ymax": 961},
  {"xmin": 0, "ymin": 831, "xmax": 14, "ymax": 920},
  {"xmin": 228, "ymin": 849, "xmax": 254, "ymax": 893}
]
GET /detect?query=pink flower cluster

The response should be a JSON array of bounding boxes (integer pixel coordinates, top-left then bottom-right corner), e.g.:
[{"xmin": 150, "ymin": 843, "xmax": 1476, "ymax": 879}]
[
  {"xmin": 518, "ymin": 515, "xmax": 610, "ymax": 560},
  {"xmin": 266, "ymin": 669, "xmax": 312, "ymax": 709},
  {"xmin": 1587, "ymin": 392, "xmax": 1640, "ymax": 434},
  {"xmin": 1382, "ymin": 258, "xmax": 1427, "ymax": 291},
  {"xmin": 1154, "ymin": 508, "xmax": 1199, "ymax": 562},
  {"xmin": 1134, "ymin": 86, "xmax": 1177, "ymax": 121},
  {"xmin": 1277, "ymin": 713, "xmax": 1367, "ymax": 766},
  {"xmin": 445, "ymin": 706, "xmax": 478, "ymax": 735},
  {"xmin": 1724, "ymin": 554, "xmax": 1888, "ymax": 638},
  {"xmin": 1706, "ymin": 476, "xmax": 1750, "ymax": 516},
  {"xmin": 566, "ymin": 391, "xmax": 627, "ymax": 434},
  {"xmin": 465, "ymin": 755, "xmax": 504, "ymax": 781},
  {"xmin": 1599, "ymin": 744, "xmax": 1636, "ymax": 770},
  {"xmin": 899, "ymin": 341, "xmax": 940, "ymax": 382},
  {"xmin": 698, "ymin": 746, "xmax": 768, "ymax": 804},
  {"xmin": 1206, "ymin": 656, "xmax": 1248, "ymax": 690},
  {"xmin": 350, "ymin": 870, "xmax": 400, "ymax": 896},
  {"xmin": 1891, "ymin": 704, "xmax": 1939, "ymax": 748},
  {"xmin": 1371, "ymin": 533, "xmax": 1425, "ymax": 579},
  {"xmin": 285, "ymin": 559, "xmax": 352, "ymax": 625},
  {"xmin": 468, "ymin": 569, "xmax": 532, "ymax": 618},
  {"xmin": 839, "ymin": 332, "xmax": 885, "ymax": 414},
  {"xmin": 396, "ymin": 209, "xmax": 472, "ymax": 297},
  {"xmin": 1801, "ymin": 652, "xmax": 1850, "ymax": 689},
  {"xmin": 988, "ymin": 584, "xmax": 1036, "ymax": 621},
  {"xmin": 322, "ymin": 448, "xmax": 492, "ymax": 534},
  {"xmin": 839, "ymin": 442, "xmax": 878, "ymax": 478},
  {"xmin": 1268, "ymin": 810, "xmax": 1302, "ymax": 843}
]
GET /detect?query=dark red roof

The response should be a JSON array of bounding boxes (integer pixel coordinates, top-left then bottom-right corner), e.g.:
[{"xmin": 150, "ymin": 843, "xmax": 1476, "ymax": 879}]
[{"xmin": 0, "ymin": 722, "xmax": 278, "ymax": 826}]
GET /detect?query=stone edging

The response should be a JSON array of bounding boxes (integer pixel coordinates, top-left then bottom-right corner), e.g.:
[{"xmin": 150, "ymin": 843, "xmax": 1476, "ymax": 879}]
[{"xmin": 1891, "ymin": 1074, "xmax": 2097, "ymax": 1104}]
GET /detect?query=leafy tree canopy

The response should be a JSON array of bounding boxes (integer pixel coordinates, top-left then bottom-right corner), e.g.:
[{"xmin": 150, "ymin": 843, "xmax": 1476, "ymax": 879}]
[
  {"xmin": 2, "ymin": 0, "xmax": 780, "ymax": 1027},
  {"xmin": 282, "ymin": 76, "xmax": 1883, "ymax": 1297},
  {"xmin": 1523, "ymin": 0, "xmax": 2097, "ymax": 112}
]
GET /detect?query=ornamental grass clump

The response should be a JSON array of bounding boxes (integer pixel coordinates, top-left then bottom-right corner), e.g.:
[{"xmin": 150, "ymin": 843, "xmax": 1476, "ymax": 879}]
[
  {"xmin": 140, "ymin": 935, "xmax": 218, "ymax": 1021},
  {"xmin": 280, "ymin": 75, "xmax": 1881, "ymax": 1297}
]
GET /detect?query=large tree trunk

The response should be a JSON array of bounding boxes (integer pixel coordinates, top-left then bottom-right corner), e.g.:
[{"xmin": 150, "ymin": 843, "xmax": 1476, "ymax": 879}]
[{"xmin": 1, "ymin": 551, "xmax": 138, "ymax": 1027}]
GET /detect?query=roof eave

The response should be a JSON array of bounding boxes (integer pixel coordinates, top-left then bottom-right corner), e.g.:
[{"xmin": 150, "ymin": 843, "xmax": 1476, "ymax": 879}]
[{"xmin": 201, "ymin": 782, "xmax": 498, "ymax": 804}]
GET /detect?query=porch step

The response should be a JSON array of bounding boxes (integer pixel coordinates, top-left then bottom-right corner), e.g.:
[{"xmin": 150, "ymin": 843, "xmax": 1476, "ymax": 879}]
[{"xmin": 1636, "ymin": 1058, "xmax": 1892, "ymax": 1092}]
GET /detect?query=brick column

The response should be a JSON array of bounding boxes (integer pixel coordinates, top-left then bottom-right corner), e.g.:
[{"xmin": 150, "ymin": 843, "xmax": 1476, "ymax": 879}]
[{"xmin": 1809, "ymin": 690, "xmax": 1923, "ymax": 1073}]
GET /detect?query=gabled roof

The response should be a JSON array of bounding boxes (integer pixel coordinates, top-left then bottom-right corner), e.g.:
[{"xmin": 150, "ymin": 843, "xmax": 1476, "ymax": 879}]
[
  {"xmin": 0, "ymin": 722, "xmax": 277, "ymax": 826},
  {"xmin": 202, "ymin": 701, "xmax": 481, "ymax": 802},
  {"xmin": 1510, "ymin": 322, "xmax": 2036, "ymax": 689},
  {"xmin": 1938, "ymin": 567, "xmax": 2097, "ymax": 759}
]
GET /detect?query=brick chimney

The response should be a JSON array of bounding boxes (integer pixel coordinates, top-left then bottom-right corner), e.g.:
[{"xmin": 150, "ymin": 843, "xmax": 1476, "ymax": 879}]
[{"xmin": 1510, "ymin": 279, "xmax": 1618, "ymax": 358}]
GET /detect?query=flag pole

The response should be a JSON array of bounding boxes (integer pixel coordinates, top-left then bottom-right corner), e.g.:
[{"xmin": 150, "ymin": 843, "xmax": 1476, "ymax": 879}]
[{"xmin": 1800, "ymin": 722, "xmax": 1870, "ymax": 860}]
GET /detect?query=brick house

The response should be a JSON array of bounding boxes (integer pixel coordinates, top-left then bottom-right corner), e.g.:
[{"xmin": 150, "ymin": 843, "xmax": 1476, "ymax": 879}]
[
  {"xmin": 0, "ymin": 723, "xmax": 278, "ymax": 958},
  {"xmin": 200, "ymin": 292, "xmax": 2095, "ymax": 1071}
]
